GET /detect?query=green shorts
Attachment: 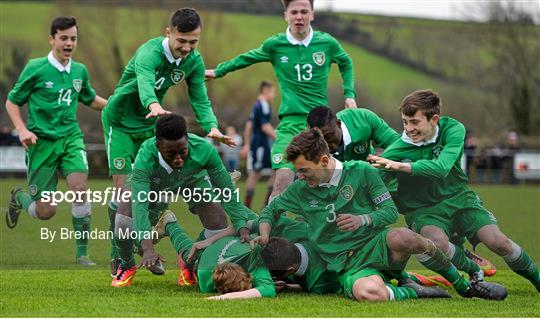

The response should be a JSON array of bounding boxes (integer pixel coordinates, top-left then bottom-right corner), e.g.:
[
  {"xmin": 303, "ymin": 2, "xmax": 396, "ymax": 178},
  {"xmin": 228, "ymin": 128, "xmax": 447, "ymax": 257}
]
[
  {"xmin": 339, "ymin": 229, "xmax": 397, "ymax": 299},
  {"xmin": 26, "ymin": 131, "xmax": 88, "ymax": 200},
  {"xmin": 405, "ymin": 190, "xmax": 498, "ymax": 244},
  {"xmin": 102, "ymin": 115, "xmax": 155, "ymax": 175},
  {"xmin": 271, "ymin": 115, "xmax": 306, "ymax": 170}
]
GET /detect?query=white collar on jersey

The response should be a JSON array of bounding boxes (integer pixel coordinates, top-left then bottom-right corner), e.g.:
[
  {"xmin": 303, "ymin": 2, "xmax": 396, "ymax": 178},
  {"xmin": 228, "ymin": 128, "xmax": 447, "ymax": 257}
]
[
  {"xmin": 401, "ymin": 125, "xmax": 440, "ymax": 146},
  {"xmin": 318, "ymin": 158, "xmax": 343, "ymax": 188},
  {"xmin": 286, "ymin": 26, "xmax": 314, "ymax": 47},
  {"xmin": 259, "ymin": 99, "xmax": 271, "ymax": 114},
  {"xmin": 48, "ymin": 51, "xmax": 71, "ymax": 73},
  {"xmin": 294, "ymin": 243, "xmax": 309, "ymax": 276},
  {"xmin": 162, "ymin": 38, "xmax": 182, "ymax": 66},
  {"xmin": 341, "ymin": 120, "xmax": 352, "ymax": 148},
  {"xmin": 158, "ymin": 151, "xmax": 174, "ymax": 174}
]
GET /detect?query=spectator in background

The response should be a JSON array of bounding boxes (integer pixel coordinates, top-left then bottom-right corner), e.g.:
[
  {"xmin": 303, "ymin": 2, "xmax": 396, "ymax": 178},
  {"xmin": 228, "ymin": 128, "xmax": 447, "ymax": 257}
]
[
  {"xmin": 242, "ymin": 81, "xmax": 276, "ymax": 208},
  {"xmin": 0, "ymin": 125, "xmax": 20, "ymax": 146},
  {"xmin": 221, "ymin": 126, "xmax": 243, "ymax": 171},
  {"xmin": 503, "ymin": 131, "xmax": 521, "ymax": 184}
]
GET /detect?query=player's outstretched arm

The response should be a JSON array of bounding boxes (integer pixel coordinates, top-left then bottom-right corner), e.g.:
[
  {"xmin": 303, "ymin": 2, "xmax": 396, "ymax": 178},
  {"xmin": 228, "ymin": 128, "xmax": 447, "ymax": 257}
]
[
  {"xmin": 89, "ymin": 95, "xmax": 108, "ymax": 111},
  {"xmin": 5, "ymin": 100, "xmax": 37, "ymax": 149},
  {"xmin": 145, "ymin": 102, "xmax": 171, "ymax": 119},
  {"xmin": 206, "ymin": 288, "xmax": 262, "ymax": 300}
]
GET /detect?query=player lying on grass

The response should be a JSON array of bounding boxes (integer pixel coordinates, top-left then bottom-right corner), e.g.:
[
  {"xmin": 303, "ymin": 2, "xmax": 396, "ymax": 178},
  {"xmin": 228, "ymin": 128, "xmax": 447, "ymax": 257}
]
[
  {"xmin": 102, "ymin": 8, "xmax": 235, "ymax": 274},
  {"xmin": 206, "ymin": 0, "xmax": 357, "ymax": 203},
  {"xmin": 250, "ymin": 214, "xmax": 451, "ymax": 295},
  {"xmin": 307, "ymin": 106, "xmax": 497, "ymax": 279},
  {"xmin": 6, "ymin": 16, "xmax": 107, "ymax": 266},
  {"xmin": 255, "ymin": 129, "xmax": 507, "ymax": 301},
  {"xmin": 150, "ymin": 212, "xmax": 276, "ymax": 299},
  {"xmin": 111, "ymin": 114, "xmax": 252, "ymax": 287},
  {"xmin": 368, "ymin": 89, "xmax": 540, "ymax": 293}
]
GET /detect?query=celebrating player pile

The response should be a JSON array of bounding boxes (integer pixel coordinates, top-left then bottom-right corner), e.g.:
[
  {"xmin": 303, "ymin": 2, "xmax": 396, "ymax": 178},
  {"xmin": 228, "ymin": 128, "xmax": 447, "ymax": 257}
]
[{"xmin": 4, "ymin": 0, "xmax": 539, "ymax": 306}]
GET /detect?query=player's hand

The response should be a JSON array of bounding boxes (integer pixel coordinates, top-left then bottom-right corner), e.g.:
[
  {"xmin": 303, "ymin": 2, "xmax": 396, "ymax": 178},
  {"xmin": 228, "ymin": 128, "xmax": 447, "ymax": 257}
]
[
  {"xmin": 207, "ymin": 128, "xmax": 236, "ymax": 147},
  {"xmin": 205, "ymin": 69, "xmax": 216, "ymax": 81},
  {"xmin": 18, "ymin": 128, "xmax": 38, "ymax": 149},
  {"xmin": 139, "ymin": 249, "xmax": 165, "ymax": 269},
  {"xmin": 337, "ymin": 214, "xmax": 369, "ymax": 231},
  {"xmin": 368, "ymin": 155, "xmax": 399, "ymax": 171},
  {"xmin": 274, "ymin": 281, "xmax": 288, "ymax": 293},
  {"xmin": 250, "ymin": 235, "xmax": 269, "ymax": 249},
  {"xmin": 187, "ymin": 239, "xmax": 211, "ymax": 263},
  {"xmin": 238, "ymin": 227, "xmax": 250, "ymax": 243},
  {"xmin": 206, "ymin": 295, "xmax": 224, "ymax": 300},
  {"xmin": 240, "ymin": 145, "xmax": 249, "ymax": 160},
  {"xmin": 146, "ymin": 103, "xmax": 171, "ymax": 118},
  {"xmin": 344, "ymin": 98, "xmax": 357, "ymax": 109}
]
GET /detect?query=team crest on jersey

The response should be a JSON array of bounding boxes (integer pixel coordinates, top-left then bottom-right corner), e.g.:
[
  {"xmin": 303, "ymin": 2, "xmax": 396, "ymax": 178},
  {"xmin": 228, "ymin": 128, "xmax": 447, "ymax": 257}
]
[
  {"xmin": 29, "ymin": 184, "xmax": 38, "ymax": 197},
  {"xmin": 170, "ymin": 69, "xmax": 185, "ymax": 84},
  {"xmin": 72, "ymin": 79, "xmax": 82, "ymax": 92},
  {"xmin": 432, "ymin": 145, "xmax": 444, "ymax": 159},
  {"xmin": 272, "ymin": 153, "xmax": 283, "ymax": 164},
  {"xmin": 45, "ymin": 81, "xmax": 54, "ymax": 89},
  {"xmin": 312, "ymin": 52, "xmax": 325, "ymax": 66},
  {"xmin": 113, "ymin": 158, "xmax": 125, "ymax": 170},
  {"xmin": 353, "ymin": 143, "xmax": 367, "ymax": 154},
  {"xmin": 339, "ymin": 185, "xmax": 353, "ymax": 201}
]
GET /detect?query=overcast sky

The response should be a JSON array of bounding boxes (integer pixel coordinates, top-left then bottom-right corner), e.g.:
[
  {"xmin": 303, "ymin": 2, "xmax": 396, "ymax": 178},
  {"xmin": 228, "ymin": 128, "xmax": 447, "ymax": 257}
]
[{"xmin": 313, "ymin": 0, "xmax": 539, "ymax": 21}]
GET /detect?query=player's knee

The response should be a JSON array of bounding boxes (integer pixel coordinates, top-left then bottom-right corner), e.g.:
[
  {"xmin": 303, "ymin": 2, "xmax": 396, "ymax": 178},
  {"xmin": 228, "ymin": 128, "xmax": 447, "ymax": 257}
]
[
  {"xmin": 388, "ymin": 228, "xmax": 423, "ymax": 251},
  {"xmin": 420, "ymin": 231, "xmax": 449, "ymax": 253},
  {"xmin": 353, "ymin": 279, "xmax": 387, "ymax": 302},
  {"xmin": 36, "ymin": 205, "xmax": 56, "ymax": 220},
  {"xmin": 114, "ymin": 214, "xmax": 133, "ymax": 238}
]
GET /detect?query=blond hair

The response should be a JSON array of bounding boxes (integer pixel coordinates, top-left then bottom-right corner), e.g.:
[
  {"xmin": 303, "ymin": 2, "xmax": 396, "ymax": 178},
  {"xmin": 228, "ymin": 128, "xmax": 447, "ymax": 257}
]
[{"xmin": 212, "ymin": 262, "xmax": 252, "ymax": 294}]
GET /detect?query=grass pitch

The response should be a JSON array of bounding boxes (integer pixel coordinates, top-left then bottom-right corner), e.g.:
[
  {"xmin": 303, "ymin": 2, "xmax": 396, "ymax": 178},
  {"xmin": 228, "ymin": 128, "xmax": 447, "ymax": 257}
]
[{"xmin": 0, "ymin": 179, "xmax": 539, "ymax": 317}]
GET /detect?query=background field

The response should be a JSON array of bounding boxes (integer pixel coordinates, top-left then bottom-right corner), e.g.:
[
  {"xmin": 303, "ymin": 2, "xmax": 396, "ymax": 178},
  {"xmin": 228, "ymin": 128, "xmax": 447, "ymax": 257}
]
[{"xmin": 0, "ymin": 179, "xmax": 539, "ymax": 317}]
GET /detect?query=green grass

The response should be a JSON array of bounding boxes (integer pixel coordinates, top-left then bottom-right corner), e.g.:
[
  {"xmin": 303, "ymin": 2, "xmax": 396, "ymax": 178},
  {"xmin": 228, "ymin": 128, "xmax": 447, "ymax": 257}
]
[{"xmin": 0, "ymin": 179, "xmax": 539, "ymax": 316}]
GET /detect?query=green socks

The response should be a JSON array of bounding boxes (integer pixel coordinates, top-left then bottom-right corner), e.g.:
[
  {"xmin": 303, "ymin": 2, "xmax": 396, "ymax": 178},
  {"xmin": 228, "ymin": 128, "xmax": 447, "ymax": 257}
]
[
  {"xmin": 108, "ymin": 202, "xmax": 120, "ymax": 259},
  {"xmin": 16, "ymin": 191, "xmax": 33, "ymax": 213},
  {"xmin": 503, "ymin": 241, "xmax": 540, "ymax": 292},
  {"xmin": 386, "ymin": 284, "xmax": 417, "ymax": 301},
  {"xmin": 166, "ymin": 222, "xmax": 194, "ymax": 257},
  {"xmin": 416, "ymin": 247, "xmax": 470, "ymax": 294},
  {"xmin": 72, "ymin": 215, "xmax": 90, "ymax": 258},
  {"xmin": 448, "ymin": 243, "xmax": 482, "ymax": 276}
]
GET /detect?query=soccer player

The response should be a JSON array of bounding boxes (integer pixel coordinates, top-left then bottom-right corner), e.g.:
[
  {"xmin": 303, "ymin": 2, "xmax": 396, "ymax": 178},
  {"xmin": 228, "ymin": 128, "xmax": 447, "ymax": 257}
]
[
  {"xmin": 242, "ymin": 81, "xmax": 277, "ymax": 208},
  {"xmin": 102, "ymin": 8, "xmax": 234, "ymax": 272},
  {"xmin": 308, "ymin": 106, "xmax": 496, "ymax": 278},
  {"xmin": 206, "ymin": 0, "xmax": 357, "ymax": 201},
  {"xmin": 5, "ymin": 16, "xmax": 107, "ymax": 265},
  {"xmin": 368, "ymin": 89, "xmax": 540, "ymax": 292},
  {"xmin": 256, "ymin": 129, "xmax": 507, "ymax": 301},
  {"xmin": 111, "ymin": 114, "xmax": 252, "ymax": 287},
  {"xmin": 307, "ymin": 106, "xmax": 400, "ymax": 162}
]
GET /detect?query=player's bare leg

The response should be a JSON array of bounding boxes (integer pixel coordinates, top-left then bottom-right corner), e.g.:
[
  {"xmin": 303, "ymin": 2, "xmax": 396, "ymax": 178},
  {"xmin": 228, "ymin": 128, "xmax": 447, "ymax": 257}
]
[{"xmin": 476, "ymin": 224, "xmax": 540, "ymax": 292}]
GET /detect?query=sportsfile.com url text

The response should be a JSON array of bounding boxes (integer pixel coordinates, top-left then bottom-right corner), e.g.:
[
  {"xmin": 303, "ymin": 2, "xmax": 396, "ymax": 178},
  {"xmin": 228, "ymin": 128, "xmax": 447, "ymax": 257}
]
[{"xmin": 40, "ymin": 187, "xmax": 240, "ymax": 206}]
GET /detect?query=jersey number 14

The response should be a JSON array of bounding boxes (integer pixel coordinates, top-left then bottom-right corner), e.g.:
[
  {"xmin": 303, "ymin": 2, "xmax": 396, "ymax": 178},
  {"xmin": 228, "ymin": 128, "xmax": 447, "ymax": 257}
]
[{"xmin": 58, "ymin": 89, "xmax": 72, "ymax": 106}]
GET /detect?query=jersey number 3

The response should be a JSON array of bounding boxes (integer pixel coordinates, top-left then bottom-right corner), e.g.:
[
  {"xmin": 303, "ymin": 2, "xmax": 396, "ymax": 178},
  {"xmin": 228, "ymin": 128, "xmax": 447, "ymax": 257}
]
[{"xmin": 294, "ymin": 64, "xmax": 313, "ymax": 81}]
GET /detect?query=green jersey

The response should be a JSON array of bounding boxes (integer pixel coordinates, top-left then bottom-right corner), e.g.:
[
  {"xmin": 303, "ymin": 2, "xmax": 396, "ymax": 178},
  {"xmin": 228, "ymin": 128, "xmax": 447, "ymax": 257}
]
[
  {"xmin": 294, "ymin": 241, "xmax": 342, "ymax": 294},
  {"xmin": 334, "ymin": 108, "xmax": 400, "ymax": 162},
  {"xmin": 131, "ymin": 134, "xmax": 249, "ymax": 232},
  {"xmin": 197, "ymin": 236, "xmax": 276, "ymax": 297},
  {"xmin": 380, "ymin": 116, "xmax": 469, "ymax": 214},
  {"xmin": 259, "ymin": 160, "xmax": 398, "ymax": 273},
  {"xmin": 7, "ymin": 52, "xmax": 97, "ymax": 139},
  {"xmin": 214, "ymin": 28, "xmax": 355, "ymax": 118},
  {"xmin": 103, "ymin": 37, "xmax": 218, "ymax": 133}
]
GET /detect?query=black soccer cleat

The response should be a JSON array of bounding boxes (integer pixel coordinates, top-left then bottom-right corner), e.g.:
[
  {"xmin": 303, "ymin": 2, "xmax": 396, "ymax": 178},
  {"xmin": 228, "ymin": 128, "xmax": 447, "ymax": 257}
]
[
  {"xmin": 110, "ymin": 258, "xmax": 122, "ymax": 277},
  {"xmin": 460, "ymin": 280, "xmax": 508, "ymax": 301},
  {"xmin": 6, "ymin": 187, "xmax": 22, "ymax": 229},
  {"xmin": 399, "ymin": 278, "xmax": 451, "ymax": 298}
]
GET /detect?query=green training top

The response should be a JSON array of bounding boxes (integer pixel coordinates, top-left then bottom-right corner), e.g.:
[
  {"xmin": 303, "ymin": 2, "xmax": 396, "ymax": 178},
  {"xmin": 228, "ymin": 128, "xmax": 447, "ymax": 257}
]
[
  {"xmin": 334, "ymin": 108, "xmax": 400, "ymax": 162},
  {"xmin": 259, "ymin": 160, "xmax": 398, "ymax": 273},
  {"xmin": 380, "ymin": 116, "xmax": 469, "ymax": 214},
  {"xmin": 8, "ymin": 52, "xmax": 97, "ymax": 140},
  {"xmin": 103, "ymin": 37, "xmax": 218, "ymax": 133},
  {"xmin": 197, "ymin": 235, "xmax": 276, "ymax": 298},
  {"xmin": 214, "ymin": 29, "xmax": 355, "ymax": 119},
  {"xmin": 131, "ymin": 134, "xmax": 249, "ymax": 232}
]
